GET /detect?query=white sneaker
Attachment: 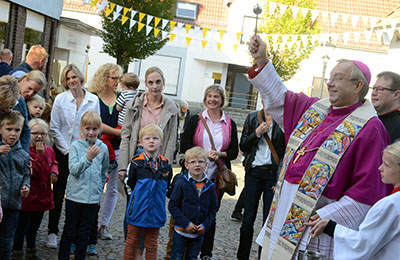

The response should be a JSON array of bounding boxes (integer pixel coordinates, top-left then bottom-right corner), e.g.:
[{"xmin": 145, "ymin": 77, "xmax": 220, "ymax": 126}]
[
  {"xmin": 98, "ymin": 226, "xmax": 113, "ymax": 240},
  {"xmin": 46, "ymin": 233, "xmax": 58, "ymax": 248}
]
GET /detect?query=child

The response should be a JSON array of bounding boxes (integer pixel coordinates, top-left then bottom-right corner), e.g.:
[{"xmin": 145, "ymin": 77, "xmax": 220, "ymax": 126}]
[
  {"xmin": 12, "ymin": 118, "xmax": 58, "ymax": 259},
  {"xmin": 123, "ymin": 123, "xmax": 172, "ymax": 260},
  {"xmin": 58, "ymin": 111, "xmax": 109, "ymax": 260},
  {"xmin": 306, "ymin": 141, "xmax": 400, "ymax": 259},
  {"xmin": 0, "ymin": 111, "xmax": 30, "ymax": 259},
  {"xmin": 101, "ymin": 72, "xmax": 140, "ymax": 171},
  {"xmin": 168, "ymin": 147, "xmax": 218, "ymax": 260},
  {"xmin": 27, "ymin": 94, "xmax": 45, "ymax": 119}
]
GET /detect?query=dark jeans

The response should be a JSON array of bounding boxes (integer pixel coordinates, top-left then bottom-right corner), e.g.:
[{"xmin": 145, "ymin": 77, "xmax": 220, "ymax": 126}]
[
  {"xmin": 74, "ymin": 204, "xmax": 100, "ymax": 245},
  {"xmin": 237, "ymin": 166, "xmax": 276, "ymax": 260},
  {"xmin": 233, "ymin": 176, "xmax": 247, "ymax": 214},
  {"xmin": 171, "ymin": 230, "xmax": 204, "ymax": 260},
  {"xmin": 13, "ymin": 211, "xmax": 44, "ymax": 250},
  {"xmin": 48, "ymin": 147, "xmax": 69, "ymax": 235},
  {"xmin": 58, "ymin": 200, "xmax": 98, "ymax": 260},
  {"xmin": 0, "ymin": 209, "xmax": 19, "ymax": 260}
]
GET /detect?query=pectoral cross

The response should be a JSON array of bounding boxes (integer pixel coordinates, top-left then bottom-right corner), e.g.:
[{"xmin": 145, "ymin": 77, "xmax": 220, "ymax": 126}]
[{"xmin": 293, "ymin": 147, "xmax": 305, "ymax": 164}]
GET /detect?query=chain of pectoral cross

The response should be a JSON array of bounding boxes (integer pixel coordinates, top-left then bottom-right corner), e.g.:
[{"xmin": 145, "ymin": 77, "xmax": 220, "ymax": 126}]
[{"xmin": 292, "ymin": 113, "xmax": 350, "ymax": 164}]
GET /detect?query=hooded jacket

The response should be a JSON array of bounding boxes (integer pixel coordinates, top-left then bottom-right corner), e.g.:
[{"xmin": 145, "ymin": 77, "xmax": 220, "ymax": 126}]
[
  {"xmin": 0, "ymin": 141, "xmax": 30, "ymax": 210},
  {"xmin": 66, "ymin": 139, "xmax": 109, "ymax": 204}
]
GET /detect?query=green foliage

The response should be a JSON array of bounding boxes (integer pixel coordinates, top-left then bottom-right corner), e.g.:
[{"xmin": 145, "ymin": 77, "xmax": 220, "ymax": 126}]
[
  {"xmin": 258, "ymin": 0, "xmax": 320, "ymax": 81},
  {"xmin": 100, "ymin": 0, "xmax": 176, "ymax": 66}
]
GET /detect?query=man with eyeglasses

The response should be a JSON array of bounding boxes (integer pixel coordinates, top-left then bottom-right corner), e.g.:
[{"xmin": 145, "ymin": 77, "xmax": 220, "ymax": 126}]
[
  {"xmin": 246, "ymin": 34, "xmax": 391, "ymax": 260},
  {"xmin": 370, "ymin": 71, "xmax": 400, "ymax": 143}
]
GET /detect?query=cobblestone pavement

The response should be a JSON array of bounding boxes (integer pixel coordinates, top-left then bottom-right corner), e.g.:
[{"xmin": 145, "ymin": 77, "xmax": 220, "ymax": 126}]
[{"xmin": 34, "ymin": 163, "xmax": 263, "ymax": 259}]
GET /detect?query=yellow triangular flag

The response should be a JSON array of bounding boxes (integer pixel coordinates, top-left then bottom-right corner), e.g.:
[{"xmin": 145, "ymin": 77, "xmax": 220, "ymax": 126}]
[
  {"xmin": 219, "ymin": 30, "xmax": 225, "ymax": 40},
  {"xmin": 154, "ymin": 28, "xmax": 160, "ymax": 37},
  {"xmin": 105, "ymin": 7, "xmax": 113, "ymax": 17},
  {"xmin": 236, "ymin": 32, "xmax": 242, "ymax": 42},
  {"xmin": 202, "ymin": 28, "xmax": 209, "ymax": 38},
  {"xmin": 154, "ymin": 17, "xmax": 161, "ymax": 28},
  {"xmin": 217, "ymin": 42, "xmax": 222, "ymax": 51},
  {"xmin": 170, "ymin": 21, "xmax": 176, "ymax": 31},
  {"xmin": 123, "ymin": 7, "xmax": 130, "ymax": 16},
  {"xmin": 233, "ymin": 44, "xmax": 238, "ymax": 51},
  {"xmin": 186, "ymin": 37, "xmax": 192, "ymax": 46},
  {"xmin": 170, "ymin": 33, "xmax": 176, "ymax": 42},
  {"xmin": 201, "ymin": 40, "xmax": 208, "ymax": 48},
  {"xmin": 90, "ymin": 0, "xmax": 98, "ymax": 8},
  {"xmin": 121, "ymin": 15, "xmax": 129, "ymax": 25},
  {"xmin": 138, "ymin": 22, "xmax": 145, "ymax": 32},
  {"xmin": 109, "ymin": 3, "xmax": 115, "ymax": 11},
  {"xmin": 139, "ymin": 12, "xmax": 146, "ymax": 23},
  {"xmin": 185, "ymin": 24, "xmax": 192, "ymax": 34}
]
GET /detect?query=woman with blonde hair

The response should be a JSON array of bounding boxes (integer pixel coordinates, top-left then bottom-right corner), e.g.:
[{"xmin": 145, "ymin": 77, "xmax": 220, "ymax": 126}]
[
  {"xmin": 47, "ymin": 64, "xmax": 100, "ymax": 249},
  {"xmin": 19, "ymin": 70, "xmax": 46, "ymax": 102},
  {"xmin": 180, "ymin": 84, "xmax": 239, "ymax": 260},
  {"xmin": 89, "ymin": 63, "xmax": 123, "ymax": 240}
]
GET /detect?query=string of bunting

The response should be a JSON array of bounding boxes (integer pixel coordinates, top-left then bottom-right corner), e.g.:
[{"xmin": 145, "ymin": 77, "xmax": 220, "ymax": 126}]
[{"xmin": 82, "ymin": 0, "xmax": 400, "ymax": 51}]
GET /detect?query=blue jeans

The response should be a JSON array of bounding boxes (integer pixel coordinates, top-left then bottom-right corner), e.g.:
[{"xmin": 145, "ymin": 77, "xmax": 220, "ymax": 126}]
[
  {"xmin": 58, "ymin": 200, "xmax": 98, "ymax": 260},
  {"xmin": 237, "ymin": 166, "xmax": 276, "ymax": 260},
  {"xmin": 0, "ymin": 209, "xmax": 19, "ymax": 260},
  {"xmin": 171, "ymin": 230, "xmax": 204, "ymax": 260}
]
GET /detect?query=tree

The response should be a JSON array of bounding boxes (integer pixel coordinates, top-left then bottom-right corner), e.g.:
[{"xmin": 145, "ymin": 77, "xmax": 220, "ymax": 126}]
[
  {"xmin": 100, "ymin": 0, "xmax": 176, "ymax": 67},
  {"xmin": 258, "ymin": 0, "xmax": 320, "ymax": 81}
]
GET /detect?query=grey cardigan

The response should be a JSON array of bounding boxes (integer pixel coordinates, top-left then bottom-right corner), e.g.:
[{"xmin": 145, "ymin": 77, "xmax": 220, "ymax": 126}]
[{"xmin": 118, "ymin": 93, "xmax": 179, "ymax": 172}]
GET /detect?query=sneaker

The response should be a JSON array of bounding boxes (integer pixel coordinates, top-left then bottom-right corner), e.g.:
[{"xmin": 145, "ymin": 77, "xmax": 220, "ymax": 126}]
[
  {"xmin": 231, "ymin": 211, "xmax": 243, "ymax": 222},
  {"xmin": 70, "ymin": 243, "xmax": 76, "ymax": 254},
  {"xmin": 98, "ymin": 226, "xmax": 113, "ymax": 240},
  {"xmin": 46, "ymin": 233, "xmax": 58, "ymax": 249},
  {"xmin": 87, "ymin": 244, "xmax": 97, "ymax": 255}
]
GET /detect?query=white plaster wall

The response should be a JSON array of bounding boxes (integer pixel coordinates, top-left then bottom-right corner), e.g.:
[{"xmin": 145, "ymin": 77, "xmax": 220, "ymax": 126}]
[{"xmin": 61, "ymin": 10, "xmax": 102, "ymax": 29}]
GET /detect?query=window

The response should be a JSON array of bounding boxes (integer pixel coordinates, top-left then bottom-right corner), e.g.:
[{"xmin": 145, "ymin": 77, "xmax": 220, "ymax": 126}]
[{"xmin": 176, "ymin": 2, "xmax": 198, "ymax": 20}]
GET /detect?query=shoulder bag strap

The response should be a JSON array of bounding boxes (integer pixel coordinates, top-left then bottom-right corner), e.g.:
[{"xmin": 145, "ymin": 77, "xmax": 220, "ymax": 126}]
[
  {"xmin": 199, "ymin": 114, "xmax": 217, "ymax": 151},
  {"xmin": 257, "ymin": 110, "xmax": 280, "ymax": 165}
]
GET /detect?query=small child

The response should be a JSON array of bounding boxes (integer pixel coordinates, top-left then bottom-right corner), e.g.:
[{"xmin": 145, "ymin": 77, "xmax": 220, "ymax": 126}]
[
  {"xmin": 123, "ymin": 124, "xmax": 172, "ymax": 260},
  {"xmin": 27, "ymin": 94, "xmax": 45, "ymax": 119},
  {"xmin": 12, "ymin": 118, "xmax": 58, "ymax": 259},
  {"xmin": 0, "ymin": 111, "xmax": 30, "ymax": 259},
  {"xmin": 306, "ymin": 141, "xmax": 400, "ymax": 259},
  {"xmin": 58, "ymin": 111, "xmax": 109, "ymax": 260},
  {"xmin": 101, "ymin": 72, "xmax": 139, "ymax": 171},
  {"xmin": 168, "ymin": 147, "xmax": 218, "ymax": 260}
]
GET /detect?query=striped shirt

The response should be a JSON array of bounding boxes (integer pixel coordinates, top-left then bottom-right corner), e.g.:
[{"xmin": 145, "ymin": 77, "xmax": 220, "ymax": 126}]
[{"xmin": 117, "ymin": 89, "xmax": 138, "ymax": 126}]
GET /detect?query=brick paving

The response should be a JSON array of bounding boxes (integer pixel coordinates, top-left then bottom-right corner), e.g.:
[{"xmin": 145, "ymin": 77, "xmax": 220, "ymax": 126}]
[{"xmin": 33, "ymin": 163, "xmax": 263, "ymax": 259}]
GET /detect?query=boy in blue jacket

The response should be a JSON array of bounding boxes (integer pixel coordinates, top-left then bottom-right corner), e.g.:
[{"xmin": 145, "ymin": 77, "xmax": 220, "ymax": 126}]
[
  {"xmin": 0, "ymin": 111, "xmax": 30, "ymax": 259},
  {"xmin": 124, "ymin": 124, "xmax": 172, "ymax": 260},
  {"xmin": 168, "ymin": 146, "xmax": 218, "ymax": 260}
]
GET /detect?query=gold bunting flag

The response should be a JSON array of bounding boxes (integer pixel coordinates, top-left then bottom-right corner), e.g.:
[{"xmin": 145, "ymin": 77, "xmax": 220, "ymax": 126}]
[
  {"xmin": 154, "ymin": 17, "xmax": 161, "ymax": 28},
  {"xmin": 170, "ymin": 21, "xmax": 176, "ymax": 31},
  {"xmin": 185, "ymin": 24, "xmax": 192, "ymax": 34},
  {"xmin": 202, "ymin": 28, "xmax": 209, "ymax": 38},
  {"xmin": 154, "ymin": 28, "xmax": 160, "ymax": 37},
  {"xmin": 139, "ymin": 12, "xmax": 146, "ymax": 23},
  {"xmin": 90, "ymin": 0, "xmax": 98, "ymax": 8},
  {"xmin": 121, "ymin": 15, "xmax": 129, "ymax": 25},
  {"xmin": 186, "ymin": 37, "xmax": 192, "ymax": 46},
  {"xmin": 105, "ymin": 6, "xmax": 113, "ymax": 17},
  {"xmin": 217, "ymin": 42, "xmax": 222, "ymax": 51},
  {"xmin": 219, "ymin": 30, "xmax": 225, "ymax": 40},
  {"xmin": 233, "ymin": 44, "xmax": 238, "ymax": 51},
  {"xmin": 170, "ymin": 33, "xmax": 176, "ymax": 42},
  {"xmin": 201, "ymin": 40, "xmax": 208, "ymax": 48},
  {"xmin": 123, "ymin": 7, "xmax": 129, "ymax": 16},
  {"xmin": 138, "ymin": 22, "xmax": 145, "ymax": 32},
  {"xmin": 109, "ymin": 3, "xmax": 115, "ymax": 11},
  {"xmin": 236, "ymin": 32, "xmax": 242, "ymax": 42}
]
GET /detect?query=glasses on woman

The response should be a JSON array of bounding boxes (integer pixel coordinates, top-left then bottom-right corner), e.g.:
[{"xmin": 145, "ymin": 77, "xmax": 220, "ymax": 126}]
[{"xmin": 187, "ymin": 160, "xmax": 206, "ymax": 165}]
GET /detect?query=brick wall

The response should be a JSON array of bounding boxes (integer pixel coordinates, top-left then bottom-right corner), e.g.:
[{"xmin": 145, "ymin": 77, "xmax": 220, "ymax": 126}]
[{"xmin": 7, "ymin": 3, "xmax": 26, "ymax": 66}]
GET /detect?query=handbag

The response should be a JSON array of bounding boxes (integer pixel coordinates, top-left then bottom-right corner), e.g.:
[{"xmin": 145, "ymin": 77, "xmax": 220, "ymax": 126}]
[{"xmin": 199, "ymin": 114, "xmax": 238, "ymax": 196}]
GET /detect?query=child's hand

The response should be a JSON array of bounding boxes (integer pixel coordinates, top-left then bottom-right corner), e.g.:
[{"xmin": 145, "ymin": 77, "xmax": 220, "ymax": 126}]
[
  {"xmin": 185, "ymin": 222, "xmax": 197, "ymax": 234},
  {"xmin": 86, "ymin": 145, "xmax": 100, "ymax": 161},
  {"xmin": 195, "ymin": 225, "xmax": 205, "ymax": 235},
  {"xmin": 20, "ymin": 186, "xmax": 30, "ymax": 198},
  {"xmin": 50, "ymin": 173, "xmax": 58, "ymax": 184},
  {"xmin": 118, "ymin": 170, "xmax": 126, "ymax": 182},
  {"xmin": 0, "ymin": 145, "xmax": 10, "ymax": 154},
  {"xmin": 35, "ymin": 140, "xmax": 45, "ymax": 154}
]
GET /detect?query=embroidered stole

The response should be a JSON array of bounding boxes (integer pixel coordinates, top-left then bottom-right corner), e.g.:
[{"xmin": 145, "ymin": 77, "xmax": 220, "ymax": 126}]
[{"xmin": 261, "ymin": 98, "xmax": 376, "ymax": 259}]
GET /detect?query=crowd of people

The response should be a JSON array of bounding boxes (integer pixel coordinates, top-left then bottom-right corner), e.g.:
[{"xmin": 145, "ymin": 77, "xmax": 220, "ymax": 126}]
[{"xmin": 0, "ymin": 36, "xmax": 399, "ymax": 260}]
